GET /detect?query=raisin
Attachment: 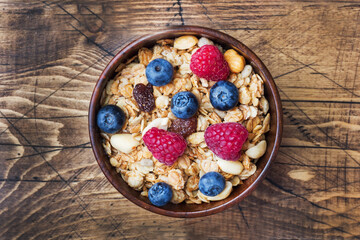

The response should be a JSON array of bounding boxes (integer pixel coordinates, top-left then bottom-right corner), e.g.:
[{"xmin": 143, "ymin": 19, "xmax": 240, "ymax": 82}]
[
  {"xmin": 146, "ymin": 83, "xmax": 154, "ymax": 92},
  {"xmin": 169, "ymin": 117, "xmax": 197, "ymax": 138},
  {"xmin": 133, "ymin": 83, "xmax": 155, "ymax": 112}
]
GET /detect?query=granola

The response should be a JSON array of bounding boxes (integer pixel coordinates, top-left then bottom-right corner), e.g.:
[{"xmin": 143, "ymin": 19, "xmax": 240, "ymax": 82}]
[{"xmin": 100, "ymin": 36, "xmax": 271, "ymax": 204}]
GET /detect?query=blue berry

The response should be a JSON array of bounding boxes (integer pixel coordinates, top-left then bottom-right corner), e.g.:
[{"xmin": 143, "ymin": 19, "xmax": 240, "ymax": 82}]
[
  {"xmin": 210, "ymin": 81, "xmax": 239, "ymax": 111},
  {"xmin": 171, "ymin": 91, "xmax": 199, "ymax": 119},
  {"xmin": 146, "ymin": 59, "xmax": 174, "ymax": 86},
  {"xmin": 148, "ymin": 182, "xmax": 173, "ymax": 207},
  {"xmin": 199, "ymin": 172, "xmax": 226, "ymax": 197},
  {"xmin": 96, "ymin": 105, "xmax": 126, "ymax": 134}
]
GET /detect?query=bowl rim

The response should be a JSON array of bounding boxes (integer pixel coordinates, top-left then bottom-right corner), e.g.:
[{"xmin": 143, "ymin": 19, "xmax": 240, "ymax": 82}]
[{"xmin": 89, "ymin": 25, "xmax": 283, "ymax": 218}]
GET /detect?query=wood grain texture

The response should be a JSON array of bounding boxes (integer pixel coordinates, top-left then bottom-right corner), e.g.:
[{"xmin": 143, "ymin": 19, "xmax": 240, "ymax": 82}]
[{"xmin": 0, "ymin": 0, "xmax": 359, "ymax": 239}]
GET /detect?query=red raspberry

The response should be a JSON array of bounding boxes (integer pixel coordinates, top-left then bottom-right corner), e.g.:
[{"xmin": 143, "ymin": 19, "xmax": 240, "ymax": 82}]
[
  {"xmin": 190, "ymin": 45, "xmax": 230, "ymax": 81},
  {"xmin": 143, "ymin": 127, "xmax": 187, "ymax": 166},
  {"xmin": 205, "ymin": 122, "xmax": 248, "ymax": 161}
]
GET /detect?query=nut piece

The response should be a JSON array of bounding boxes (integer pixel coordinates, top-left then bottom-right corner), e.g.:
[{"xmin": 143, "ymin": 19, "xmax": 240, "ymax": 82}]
[
  {"xmin": 135, "ymin": 158, "xmax": 154, "ymax": 175},
  {"xmin": 224, "ymin": 49, "xmax": 246, "ymax": 73},
  {"xmin": 245, "ymin": 140, "xmax": 267, "ymax": 159},
  {"xmin": 216, "ymin": 157, "xmax": 244, "ymax": 175},
  {"xmin": 240, "ymin": 65, "xmax": 252, "ymax": 79},
  {"xmin": 260, "ymin": 97, "xmax": 269, "ymax": 114},
  {"xmin": 239, "ymin": 163, "xmax": 257, "ymax": 180},
  {"xmin": 174, "ymin": 35, "xmax": 198, "ymax": 50},
  {"xmin": 197, "ymin": 191, "xmax": 210, "ymax": 203},
  {"xmin": 142, "ymin": 118, "xmax": 169, "ymax": 136},
  {"xmin": 207, "ymin": 181, "xmax": 233, "ymax": 201},
  {"xmin": 198, "ymin": 37, "xmax": 214, "ymax": 47},
  {"xmin": 187, "ymin": 132, "xmax": 205, "ymax": 145},
  {"xmin": 230, "ymin": 176, "xmax": 241, "ymax": 186},
  {"xmin": 110, "ymin": 134, "xmax": 140, "ymax": 154},
  {"xmin": 155, "ymin": 95, "xmax": 170, "ymax": 109}
]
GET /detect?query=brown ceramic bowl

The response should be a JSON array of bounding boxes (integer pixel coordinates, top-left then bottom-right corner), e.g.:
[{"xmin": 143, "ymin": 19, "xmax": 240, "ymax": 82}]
[{"xmin": 89, "ymin": 25, "xmax": 282, "ymax": 218}]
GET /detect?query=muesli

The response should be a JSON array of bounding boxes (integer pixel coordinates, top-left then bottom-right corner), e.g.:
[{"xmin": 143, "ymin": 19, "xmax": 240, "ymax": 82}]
[{"xmin": 97, "ymin": 35, "xmax": 270, "ymax": 206}]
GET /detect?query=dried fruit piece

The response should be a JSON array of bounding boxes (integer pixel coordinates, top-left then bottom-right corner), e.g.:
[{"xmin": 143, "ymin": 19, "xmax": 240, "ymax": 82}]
[
  {"xmin": 169, "ymin": 117, "xmax": 197, "ymax": 138},
  {"xmin": 133, "ymin": 83, "xmax": 155, "ymax": 112}
]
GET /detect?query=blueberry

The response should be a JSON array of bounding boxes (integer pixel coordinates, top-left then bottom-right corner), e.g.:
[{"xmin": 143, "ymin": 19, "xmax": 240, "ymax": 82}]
[
  {"xmin": 148, "ymin": 182, "xmax": 173, "ymax": 207},
  {"xmin": 171, "ymin": 91, "xmax": 199, "ymax": 119},
  {"xmin": 146, "ymin": 59, "xmax": 174, "ymax": 86},
  {"xmin": 199, "ymin": 172, "xmax": 226, "ymax": 197},
  {"xmin": 96, "ymin": 105, "xmax": 126, "ymax": 134},
  {"xmin": 210, "ymin": 81, "xmax": 239, "ymax": 111}
]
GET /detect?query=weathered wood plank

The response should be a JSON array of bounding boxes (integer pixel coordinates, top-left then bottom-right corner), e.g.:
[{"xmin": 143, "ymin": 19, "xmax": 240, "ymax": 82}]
[{"xmin": 1, "ymin": 0, "xmax": 359, "ymax": 239}]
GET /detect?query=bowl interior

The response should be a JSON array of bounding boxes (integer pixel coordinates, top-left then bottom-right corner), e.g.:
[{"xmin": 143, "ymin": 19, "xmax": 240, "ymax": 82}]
[{"xmin": 89, "ymin": 26, "xmax": 282, "ymax": 218}]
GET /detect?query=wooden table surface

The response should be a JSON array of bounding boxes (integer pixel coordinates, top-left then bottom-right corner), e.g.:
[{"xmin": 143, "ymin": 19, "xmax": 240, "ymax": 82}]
[{"xmin": 1, "ymin": 0, "xmax": 360, "ymax": 239}]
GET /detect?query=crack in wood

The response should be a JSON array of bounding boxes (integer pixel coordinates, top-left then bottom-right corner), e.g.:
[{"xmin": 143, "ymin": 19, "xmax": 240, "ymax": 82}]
[
  {"xmin": 270, "ymin": 44, "xmax": 360, "ymax": 98},
  {"xmin": 70, "ymin": 23, "xmax": 114, "ymax": 57},
  {"xmin": 279, "ymin": 87, "xmax": 360, "ymax": 168},
  {"xmin": 237, "ymin": 205, "xmax": 250, "ymax": 230},
  {"xmin": 0, "ymin": 110, "xmax": 127, "ymax": 239},
  {"xmin": 177, "ymin": 0, "xmax": 185, "ymax": 25},
  {"xmin": 266, "ymin": 177, "xmax": 359, "ymax": 224},
  {"xmin": 2, "ymin": 1, "xmax": 360, "ymax": 238},
  {"xmin": 283, "ymin": 109, "xmax": 321, "ymax": 146}
]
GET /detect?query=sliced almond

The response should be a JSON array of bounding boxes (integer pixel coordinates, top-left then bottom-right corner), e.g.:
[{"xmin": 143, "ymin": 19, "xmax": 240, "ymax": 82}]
[
  {"xmin": 110, "ymin": 134, "xmax": 140, "ymax": 154},
  {"xmin": 216, "ymin": 157, "xmax": 244, "ymax": 175},
  {"xmin": 240, "ymin": 64, "xmax": 252, "ymax": 79},
  {"xmin": 198, "ymin": 37, "xmax": 214, "ymax": 47},
  {"xmin": 245, "ymin": 140, "xmax": 267, "ymax": 159},
  {"xmin": 174, "ymin": 35, "xmax": 198, "ymax": 50},
  {"xmin": 142, "ymin": 117, "xmax": 169, "ymax": 136}
]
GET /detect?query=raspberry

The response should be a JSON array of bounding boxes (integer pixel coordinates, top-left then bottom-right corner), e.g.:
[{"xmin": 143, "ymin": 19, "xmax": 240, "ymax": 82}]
[
  {"xmin": 204, "ymin": 122, "xmax": 248, "ymax": 161},
  {"xmin": 143, "ymin": 127, "xmax": 187, "ymax": 166},
  {"xmin": 190, "ymin": 45, "xmax": 230, "ymax": 81}
]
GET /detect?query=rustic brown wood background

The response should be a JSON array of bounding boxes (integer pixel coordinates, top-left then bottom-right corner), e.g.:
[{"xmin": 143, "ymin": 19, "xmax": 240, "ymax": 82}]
[{"xmin": 1, "ymin": 0, "xmax": 360, "ymax": 239}]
